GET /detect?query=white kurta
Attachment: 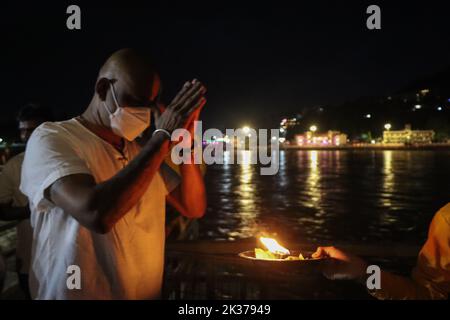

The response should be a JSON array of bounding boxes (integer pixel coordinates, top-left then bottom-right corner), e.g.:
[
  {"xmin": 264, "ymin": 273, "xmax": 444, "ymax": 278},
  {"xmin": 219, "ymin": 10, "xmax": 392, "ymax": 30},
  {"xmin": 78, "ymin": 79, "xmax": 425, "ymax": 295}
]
[{"xmin": 20, "ymin": 118, "xmax": 178, "ymax": 300}]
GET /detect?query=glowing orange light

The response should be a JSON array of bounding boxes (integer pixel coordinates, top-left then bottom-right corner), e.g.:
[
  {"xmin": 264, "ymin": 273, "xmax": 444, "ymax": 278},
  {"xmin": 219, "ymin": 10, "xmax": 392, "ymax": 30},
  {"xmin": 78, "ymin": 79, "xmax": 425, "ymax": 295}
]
[{"xmin": 259, "ymin": 237, "xmax": 290, "ymax": 255}]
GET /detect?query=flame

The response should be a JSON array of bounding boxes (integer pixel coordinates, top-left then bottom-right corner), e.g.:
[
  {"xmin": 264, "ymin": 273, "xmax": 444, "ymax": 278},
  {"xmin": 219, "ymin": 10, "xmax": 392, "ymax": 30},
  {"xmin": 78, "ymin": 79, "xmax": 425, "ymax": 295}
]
[{"xmin": 259, "ymin": 237, "xmax": 290, "ymax": 255}]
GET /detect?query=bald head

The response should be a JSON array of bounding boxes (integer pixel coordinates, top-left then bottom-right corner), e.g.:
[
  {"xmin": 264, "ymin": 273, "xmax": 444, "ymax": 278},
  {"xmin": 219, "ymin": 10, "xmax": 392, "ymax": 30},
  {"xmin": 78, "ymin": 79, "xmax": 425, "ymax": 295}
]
[
  {"xmin": 95, "ymin": 48, "xmax": 161, "ymax": 111},
  {"xmin": 99, "ymin": 49, "xmax": 156, "ymax": 86}
]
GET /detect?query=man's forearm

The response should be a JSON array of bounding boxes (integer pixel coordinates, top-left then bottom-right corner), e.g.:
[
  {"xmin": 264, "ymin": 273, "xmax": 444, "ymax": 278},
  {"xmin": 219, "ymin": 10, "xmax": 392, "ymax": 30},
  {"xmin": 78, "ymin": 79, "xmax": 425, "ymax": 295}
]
[
  {"xmin": 179, "ymin": 160, "xmax": 206, "ymax": 218},
  {"xmin": 90, "ymin": 132, "xmax": 170, "ymax": 231}
]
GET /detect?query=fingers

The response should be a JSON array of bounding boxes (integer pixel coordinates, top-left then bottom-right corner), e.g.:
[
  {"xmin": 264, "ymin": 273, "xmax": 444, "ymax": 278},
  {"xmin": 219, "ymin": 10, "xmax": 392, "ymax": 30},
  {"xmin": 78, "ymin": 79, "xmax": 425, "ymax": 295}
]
[
  {"xmin": 312, "ymin": 246, "xmax": 332, "ymax": 258},
  {"xmin": 185, "ymin": 102, "xmax": 201, "ymax": 125},
  {"xmin": 171, "ymin": 81, "xmax": 193, "ymax": 105},
  {"xmin": 156, "ymin": 102, "xmax": 166, "ymax": 114},
  {"xmin": 193, "ymin": 99, "xmax": 205, "ymax": 115},
  {"xmin": 152, "ymin": 108, "xmax": 161, "ymax": 123},
  {"xmin": 188, "ymin": 96, "xmax": 206, "ymax": 115},
  {"xmin": 184, "ymin": 99, "xmax": 206, "ymax": 129},
  {"xmin": 184, "ymin": 97, "xmax": 206, "ymax": 127},
  {"xmin": 159, "ymin": 79, "xmax": 206, "ymax": 132},
  {"xmin": 177, "ymin": 82, "xmax": 206, "ymax": 113},
  {"xmin": 312, "ymin": 247, "xmax": 322, "ymax": 258},
  {"xmin": 315, "ymin": 248, "xmax": 344, "ymax": 280}
]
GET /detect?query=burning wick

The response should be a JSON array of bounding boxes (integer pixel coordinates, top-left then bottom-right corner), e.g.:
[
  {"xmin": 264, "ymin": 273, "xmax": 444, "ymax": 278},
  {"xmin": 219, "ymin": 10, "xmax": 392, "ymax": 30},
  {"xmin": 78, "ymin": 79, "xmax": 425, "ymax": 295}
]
[
  {"xmin": 254, "ymin": 237, "xmax": 306, "ymax": 260},
  {"xmin": 259, "ymin": 237, "xmax": 290, "ymax": 256}
]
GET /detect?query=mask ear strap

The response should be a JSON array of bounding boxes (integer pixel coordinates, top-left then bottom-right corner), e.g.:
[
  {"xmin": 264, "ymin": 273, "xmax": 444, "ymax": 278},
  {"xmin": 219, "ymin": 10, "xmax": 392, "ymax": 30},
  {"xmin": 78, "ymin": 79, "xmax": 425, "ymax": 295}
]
[
  {"xmin": 102, "ymin": 100, "xmax": 113, "ymax": 114},
  {"xmin": 109, "ymin": 82, "xmax": 121, "ymax": 110}
]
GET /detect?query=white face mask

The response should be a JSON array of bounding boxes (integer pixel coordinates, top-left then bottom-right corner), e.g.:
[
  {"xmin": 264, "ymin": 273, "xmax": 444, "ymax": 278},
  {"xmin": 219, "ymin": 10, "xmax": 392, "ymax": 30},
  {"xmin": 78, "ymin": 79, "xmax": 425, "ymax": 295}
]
[{"xmin": 103, "ymin": 82, "xmax": 151, "ymax": 141}]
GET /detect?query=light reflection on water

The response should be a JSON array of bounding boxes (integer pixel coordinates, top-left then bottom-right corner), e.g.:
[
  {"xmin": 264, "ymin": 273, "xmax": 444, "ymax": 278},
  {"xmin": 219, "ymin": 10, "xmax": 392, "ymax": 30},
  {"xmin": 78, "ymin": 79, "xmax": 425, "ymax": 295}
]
[
  {"xmin": 201, "ymin": 150, "xmax": 450, "ymax": 245},
  {"xmin": 236, "ymin": 151, "xmax": 258, "ymax": 238}
]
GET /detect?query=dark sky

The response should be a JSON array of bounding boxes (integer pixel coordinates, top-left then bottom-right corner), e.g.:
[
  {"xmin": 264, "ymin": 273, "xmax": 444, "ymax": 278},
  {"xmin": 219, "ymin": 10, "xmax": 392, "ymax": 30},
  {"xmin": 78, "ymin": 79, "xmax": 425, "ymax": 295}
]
[{"xmin": 1, "ymin": 0, "xmax": 450, "ymax": 132}]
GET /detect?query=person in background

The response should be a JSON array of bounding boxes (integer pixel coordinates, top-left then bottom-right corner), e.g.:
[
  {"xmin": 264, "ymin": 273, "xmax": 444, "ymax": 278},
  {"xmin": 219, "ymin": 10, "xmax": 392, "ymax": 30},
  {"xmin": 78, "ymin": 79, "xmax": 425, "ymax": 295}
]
[
  {"xmin": 313, "ymin": 203, "xmax": 450, "ymax": 299},
  {"xmin": 20, "ymin": 48, "xmax": 207, "ymax": 299},
  {"xmin": 0, "ymin": 103, "xmax": 53, "ymax": 299}
]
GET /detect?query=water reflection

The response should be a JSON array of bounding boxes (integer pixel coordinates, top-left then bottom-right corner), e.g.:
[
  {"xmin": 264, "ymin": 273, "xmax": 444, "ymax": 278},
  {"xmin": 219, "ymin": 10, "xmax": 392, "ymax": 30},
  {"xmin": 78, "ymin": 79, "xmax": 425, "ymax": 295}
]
[
  {"xmin": 235, "ymin": 150, "xmax": 258, "ymax": 238},
  {"xmin": 305, "ymin": 150, "xmax": 321, "ymax": 208},
  {"xmin": 238, "ymin": 150, "xmax": 256, "ymax": 211},
  {"xmin": 381, "ymin": 150, "xmax": 394, "ymax": 206},
  {"xmin": 202, "ymin": 150, "xmax": 450, "ymax": 245},
  {"xmin": 276, "ymin": 150, "xmax": 288, "ymax": 188}
]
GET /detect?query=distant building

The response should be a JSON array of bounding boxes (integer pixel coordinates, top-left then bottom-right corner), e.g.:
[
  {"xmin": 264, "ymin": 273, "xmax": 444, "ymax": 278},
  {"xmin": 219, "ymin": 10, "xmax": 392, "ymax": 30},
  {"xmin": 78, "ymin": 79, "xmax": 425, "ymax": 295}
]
[
  {"xmin": 383, "ymin": 124, "xmax": 434, "ymax": 144},
  {"xmin": 294, "ymin": 130, "xmax": 347, "ymax": 146},
  {"xmin": 279, "ymin": 117, "xmax": 301, "ymax": 143},
  {"xmin": 280, "ymin": 117, "xmax": 300, "ymax": 133},
  {"xmin": 280, "ymin": 117, "xmax": 299, "ymax": 129}
]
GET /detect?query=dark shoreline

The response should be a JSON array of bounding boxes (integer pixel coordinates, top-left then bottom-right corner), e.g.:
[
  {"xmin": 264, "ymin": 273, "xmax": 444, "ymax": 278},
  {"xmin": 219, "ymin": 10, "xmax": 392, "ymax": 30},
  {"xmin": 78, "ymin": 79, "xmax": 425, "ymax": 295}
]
[{"xmin": 280, "ymin": 144, "xmax": 450, "ymax": 151}]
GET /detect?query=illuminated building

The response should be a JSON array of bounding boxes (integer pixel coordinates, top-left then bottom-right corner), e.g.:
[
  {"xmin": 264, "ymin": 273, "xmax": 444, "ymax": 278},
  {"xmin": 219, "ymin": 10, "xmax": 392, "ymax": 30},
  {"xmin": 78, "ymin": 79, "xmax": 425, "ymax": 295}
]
[
  {"xmin": 279, "ymin": 117, "xmax": 300, "ymax": 142},
  {"xmin": 294, "ymin": 130, "xmax": 348, "ymax": 146},
  {"xmin": 280, "ymin": 117, "xmax": 299, "ymax": 129},
  {"xmin": 383, "ymin": 124, "xmax": 434, "ymax": 144},
  {"xmin": 279, "ymin": 117, "xmax": 300, "ymax": 134}
]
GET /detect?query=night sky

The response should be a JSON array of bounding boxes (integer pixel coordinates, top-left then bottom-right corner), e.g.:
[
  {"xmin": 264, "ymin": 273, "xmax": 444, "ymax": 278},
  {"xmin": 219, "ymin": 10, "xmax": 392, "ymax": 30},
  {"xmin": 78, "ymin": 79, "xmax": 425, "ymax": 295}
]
[{"xmin": 1, "ymin": 0, "xmax": 450, "ymax": 134}]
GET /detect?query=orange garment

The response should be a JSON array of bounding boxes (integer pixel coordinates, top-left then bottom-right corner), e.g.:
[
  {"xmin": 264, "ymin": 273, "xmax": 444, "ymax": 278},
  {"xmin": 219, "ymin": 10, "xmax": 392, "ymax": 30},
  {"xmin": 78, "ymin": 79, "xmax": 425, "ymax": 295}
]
[{"xmin": 370, "ymin": 203, "xmax": 450, "ymax": 299}]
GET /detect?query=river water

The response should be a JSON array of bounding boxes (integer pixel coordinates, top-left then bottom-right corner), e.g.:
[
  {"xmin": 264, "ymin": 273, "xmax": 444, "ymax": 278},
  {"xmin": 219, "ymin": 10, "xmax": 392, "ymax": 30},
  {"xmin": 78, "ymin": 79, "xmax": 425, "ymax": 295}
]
[{"xmin": 199, "ymin": 149, "xmax": 450, "ymax": 245}]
